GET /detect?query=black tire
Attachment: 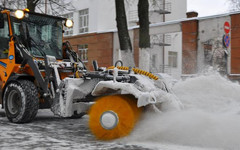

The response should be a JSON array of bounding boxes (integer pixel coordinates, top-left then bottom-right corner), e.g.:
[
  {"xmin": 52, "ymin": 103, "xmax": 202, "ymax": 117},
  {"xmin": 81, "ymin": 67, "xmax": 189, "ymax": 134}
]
[{"xmin": 3, "ymin": 80, "xmax": 39, "ymax": 123}]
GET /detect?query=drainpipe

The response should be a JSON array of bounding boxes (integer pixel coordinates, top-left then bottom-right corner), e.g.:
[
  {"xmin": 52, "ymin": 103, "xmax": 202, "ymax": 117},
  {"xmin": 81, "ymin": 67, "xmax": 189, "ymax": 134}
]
[{"xmin": 162, "ymin": 0, "xmax": 165, "ymax": 73}]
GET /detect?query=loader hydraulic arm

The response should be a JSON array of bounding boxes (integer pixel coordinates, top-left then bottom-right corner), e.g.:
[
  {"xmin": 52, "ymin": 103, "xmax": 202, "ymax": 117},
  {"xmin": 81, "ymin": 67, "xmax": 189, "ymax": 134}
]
[
  {"xmin": 15, "ymin": 43, "xmax": 47, "ymax": 93},
  {"xmin": 14, "ymin": 37, "xmax": 55, "ymax": 98}
]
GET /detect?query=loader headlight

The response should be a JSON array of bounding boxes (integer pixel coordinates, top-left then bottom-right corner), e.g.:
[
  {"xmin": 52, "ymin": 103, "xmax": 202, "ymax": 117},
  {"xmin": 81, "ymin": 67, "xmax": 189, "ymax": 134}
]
[
  {"xmin": 64, "ymin": 19, "xmax": 73, "ymax": 28},
  {"xmin": 15, "ymin": 10, "xmax": 25, "ymax": 19}
]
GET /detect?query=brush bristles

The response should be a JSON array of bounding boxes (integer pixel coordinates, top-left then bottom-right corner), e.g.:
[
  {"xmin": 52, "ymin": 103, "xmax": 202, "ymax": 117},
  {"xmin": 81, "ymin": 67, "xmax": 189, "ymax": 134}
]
[{"xmin": 88, "ymin": 94, "xmax": 142, "ymax": 140}]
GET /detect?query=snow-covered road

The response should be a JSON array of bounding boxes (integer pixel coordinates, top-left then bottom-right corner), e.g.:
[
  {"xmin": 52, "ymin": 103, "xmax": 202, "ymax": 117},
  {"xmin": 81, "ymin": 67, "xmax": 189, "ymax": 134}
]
[
  {"xmin": 0, "ymin": 109, "xmax": 213, "ymax": 150},
  {"xmin": 0, "ymin": 72, "xmax": 239, "ymax": 150},
  {"xmin": 0, "ymin": 110, "xmax": 150, "ymax": 150}
]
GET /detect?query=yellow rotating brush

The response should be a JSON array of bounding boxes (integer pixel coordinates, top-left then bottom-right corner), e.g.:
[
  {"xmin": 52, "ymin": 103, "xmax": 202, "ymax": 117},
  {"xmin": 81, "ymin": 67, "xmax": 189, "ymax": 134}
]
[{"xmin": 88, "ymin": 94, "xmax": 142, "ymax": 140}]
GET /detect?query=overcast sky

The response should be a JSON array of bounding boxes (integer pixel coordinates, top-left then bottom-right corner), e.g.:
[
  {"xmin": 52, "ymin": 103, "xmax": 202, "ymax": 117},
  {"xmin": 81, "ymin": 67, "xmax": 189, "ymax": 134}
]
[{"xmin": 187, "ymin": 0, "xmax": 230, "ymax": 17}]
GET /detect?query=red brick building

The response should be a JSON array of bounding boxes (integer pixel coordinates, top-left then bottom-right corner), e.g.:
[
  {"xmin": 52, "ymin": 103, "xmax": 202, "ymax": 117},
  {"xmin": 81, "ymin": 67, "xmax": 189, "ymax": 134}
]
[{"xmin": 64, "ymin": 33, "xmax": 114, "ymax": 70}]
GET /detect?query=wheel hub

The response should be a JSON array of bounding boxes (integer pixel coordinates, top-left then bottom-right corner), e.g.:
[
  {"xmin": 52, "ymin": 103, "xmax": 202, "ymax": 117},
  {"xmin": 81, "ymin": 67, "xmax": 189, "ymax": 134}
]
[
  {"xmin": 7, "ymin": 90, "xmax": 20, "ymax": 115},
  {"xmin": 100, "ymin": 111, "xmax": 119, "ymax": 130}
]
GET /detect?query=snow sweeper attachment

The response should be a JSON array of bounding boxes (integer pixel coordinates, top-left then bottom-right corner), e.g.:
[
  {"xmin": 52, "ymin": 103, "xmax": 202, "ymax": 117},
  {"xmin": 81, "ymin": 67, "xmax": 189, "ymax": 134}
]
[{"xmin": 87, "ymin": 65, "xmax": 182, "ymax": 140}]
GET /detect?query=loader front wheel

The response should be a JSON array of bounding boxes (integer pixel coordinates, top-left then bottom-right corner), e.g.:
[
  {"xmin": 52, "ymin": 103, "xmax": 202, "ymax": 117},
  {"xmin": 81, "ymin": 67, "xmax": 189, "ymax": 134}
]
[
  {"xmin": 89, "ymin": 95, "xmax": 142, "ymax": 140},
  {"xmin": 3, "ymin": 80, "xmax": 39, "ymax": 123}
]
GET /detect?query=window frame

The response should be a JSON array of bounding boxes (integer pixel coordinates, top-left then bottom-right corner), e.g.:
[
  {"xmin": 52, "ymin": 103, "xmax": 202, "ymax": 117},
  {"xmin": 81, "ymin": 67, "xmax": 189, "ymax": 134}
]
[
  {"xmin": 78, "ymin": 44, "xmax": 88, "ymax": 62},
  {"xmin": 79, "ymin": 9, "xmax": 89, "ymax": 34},
  {"xmin": 168, "ymin": 51, "xmax": 178, "ymax": 68}
]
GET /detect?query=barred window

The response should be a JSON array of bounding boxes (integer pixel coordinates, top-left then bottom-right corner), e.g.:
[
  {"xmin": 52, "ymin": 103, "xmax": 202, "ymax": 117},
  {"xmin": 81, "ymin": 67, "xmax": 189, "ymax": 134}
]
[
  {"xmin": 78, "ymin": 44, "xmax": 88, "ymax": 62},
  {"xmin": 79, "ymin": 9, "xmax": 89, "ymax": 33},
  {"xmin": 168, "ymin": 51, "xmax": 177, "ymax": 68},
  {"xmin": 63, "ymin": 13, "xmax": 73, "ymax": 36}
]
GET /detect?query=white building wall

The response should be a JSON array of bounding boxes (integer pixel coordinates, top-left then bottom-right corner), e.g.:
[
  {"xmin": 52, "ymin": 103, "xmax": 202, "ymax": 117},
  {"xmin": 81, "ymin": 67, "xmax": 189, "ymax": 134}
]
[
  {"xmin": 165, "ymin": 0, "xmax": 187, "ymax": 21},
  {"xmin": 96, "ymin": 0, "xmax": 116, "ymax": 32},
  {"xmin": 67, "ymin": 0, "xmax": 116, "ymax": 35},
  {"xmin": 149, "ymin": 23, "xmax": 182, "ymax": 79},
  {"xmin": 67, "ymin": 0, "xmax": 186, "ymax": 34},
  {"xmin": 164, "ymin": 32, "xmax": 182, "ymax": 79},
  {"xmin": 198, "ymin": 16, "xmax": 231, "ymax": 74},
  {"xmin": 127, "ymin": 0, "xmax": 187, "ymax": 26}
]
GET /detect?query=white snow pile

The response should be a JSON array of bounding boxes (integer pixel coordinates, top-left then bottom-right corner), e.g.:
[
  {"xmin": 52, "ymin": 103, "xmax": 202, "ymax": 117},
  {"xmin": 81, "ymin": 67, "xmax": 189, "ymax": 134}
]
[{"xmin": 124, "ymin": 72, "xmax": 240, "ymax": 150}]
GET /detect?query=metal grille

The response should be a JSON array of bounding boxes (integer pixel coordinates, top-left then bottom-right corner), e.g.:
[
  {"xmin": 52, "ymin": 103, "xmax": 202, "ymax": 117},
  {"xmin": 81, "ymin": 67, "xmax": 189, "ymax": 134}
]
[
  {"xmin": 149, "ymin": 0, "xmax": 171, "ymax": 14},
  {"xmin": 159, "ymin": 65, "xmax": 171, "ymax": 74},
  {"xmin": 150, "ymin": 34, "xmax": 171, "ymax": 47},
  {"xmin": 151, "ymin": 64, "xmax": 171, "ymax": 74}
]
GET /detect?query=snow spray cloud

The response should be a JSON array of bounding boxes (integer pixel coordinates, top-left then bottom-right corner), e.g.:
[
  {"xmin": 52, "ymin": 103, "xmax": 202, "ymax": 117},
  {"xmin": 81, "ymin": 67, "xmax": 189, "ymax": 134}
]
[{"xmin": 125, "ymin": 72, "xmax": 240, "ymax": 150}]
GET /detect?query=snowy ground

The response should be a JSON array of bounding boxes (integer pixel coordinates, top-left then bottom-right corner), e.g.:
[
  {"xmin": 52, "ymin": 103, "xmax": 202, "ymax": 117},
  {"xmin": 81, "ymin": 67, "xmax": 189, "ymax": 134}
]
[
  {"xmin": 0, "ymin": 109, "xmax": 149, "ymax": 150},
  {"xmin": 0, "ymin": 109, "xmax": 210, "ymax": 150},
  {"xmin": 0, "ymin": 72, "xmax": 239, "ymax": 150}
]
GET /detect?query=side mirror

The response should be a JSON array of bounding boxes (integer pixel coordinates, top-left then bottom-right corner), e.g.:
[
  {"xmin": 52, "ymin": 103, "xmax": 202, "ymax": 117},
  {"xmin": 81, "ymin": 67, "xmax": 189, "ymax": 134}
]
[{"xmin": 0, "ymin": 13, "xmax": 4, "ymax": 29}]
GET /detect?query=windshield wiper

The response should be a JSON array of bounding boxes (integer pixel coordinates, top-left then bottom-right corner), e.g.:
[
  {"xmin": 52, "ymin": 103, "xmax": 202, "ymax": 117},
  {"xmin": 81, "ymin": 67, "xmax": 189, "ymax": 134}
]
[{"xmin": 24, "ymin": 23, "xmax": 46, "ymax": 57}]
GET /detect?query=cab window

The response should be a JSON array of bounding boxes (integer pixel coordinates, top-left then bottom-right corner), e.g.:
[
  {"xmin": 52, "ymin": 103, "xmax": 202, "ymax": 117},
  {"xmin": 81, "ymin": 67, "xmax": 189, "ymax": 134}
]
[{"xmin": 0, "ymin": 14, "xmax": 9, "ymax": 59}]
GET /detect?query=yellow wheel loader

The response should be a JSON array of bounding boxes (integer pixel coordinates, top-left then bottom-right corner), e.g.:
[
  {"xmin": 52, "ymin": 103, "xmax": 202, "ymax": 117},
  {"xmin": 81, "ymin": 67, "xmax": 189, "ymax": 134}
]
[{"xmin": 0, "ymin": 7, "xmax": 181, "ymax": 140}]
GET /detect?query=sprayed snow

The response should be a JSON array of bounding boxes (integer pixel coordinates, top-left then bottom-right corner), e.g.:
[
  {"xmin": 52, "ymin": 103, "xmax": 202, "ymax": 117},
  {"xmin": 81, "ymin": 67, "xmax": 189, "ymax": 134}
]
[{"xmin": 123, "ymin": 72, "xmax": 240, "ymax": 150}]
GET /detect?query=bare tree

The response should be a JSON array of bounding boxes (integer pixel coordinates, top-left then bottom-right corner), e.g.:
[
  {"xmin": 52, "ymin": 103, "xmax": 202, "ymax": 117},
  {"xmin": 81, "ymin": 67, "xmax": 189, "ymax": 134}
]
[
  {"xmin": 27, "ymin": 0, "xmax": 40, "ymax": 12},
  {"xmin": 0, "ymin": 0, "xmax": 74, "ymax": 15}
]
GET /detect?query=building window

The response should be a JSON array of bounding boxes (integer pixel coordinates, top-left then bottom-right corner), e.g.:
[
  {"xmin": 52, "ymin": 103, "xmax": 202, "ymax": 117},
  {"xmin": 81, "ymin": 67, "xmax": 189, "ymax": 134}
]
[
  {"xmin": 78, "ymin": 44, "xmax": 88, "ymax": 62},
  {"xmin": 79, "ymin": 9, "xmax": 89, "ymax": 33},
  {"xmin": 168, "ymin": 51, "xmax": 177, "ymax": 68},
  {"xmin": 63, "ymin": 13, "xmax": 73, "ymax": 36}
]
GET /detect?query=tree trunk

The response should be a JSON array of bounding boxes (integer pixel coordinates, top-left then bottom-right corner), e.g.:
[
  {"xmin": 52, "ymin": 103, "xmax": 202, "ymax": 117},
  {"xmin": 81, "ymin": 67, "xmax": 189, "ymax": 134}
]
[
  {"xmin": 27, "ymin": 0, "xmax": 39, "ymax": 12},
  {"xmin": 115, "ymin": 0, "xmax": 132, "ymax": 51},
  {"xmin": 115, "ymin": 0, "xmax": 135, "ymax": 67},
  {"xmin": 138, "ymin": 0, "xmax": 150, "ymax": 48},
  {"xmin": 138, "ymin": 0, "xmax": 151, "ymax": 71}
]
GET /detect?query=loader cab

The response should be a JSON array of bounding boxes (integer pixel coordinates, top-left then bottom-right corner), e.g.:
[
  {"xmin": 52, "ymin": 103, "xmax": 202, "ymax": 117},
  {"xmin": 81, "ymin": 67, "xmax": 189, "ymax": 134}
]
[
  {"xmin": 0, "ymin": 9, "xmax": 73, "ymax": 63},
  {"xmin": 11, "ymin": 11, "xmax": 65, "ymax": 60}
]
